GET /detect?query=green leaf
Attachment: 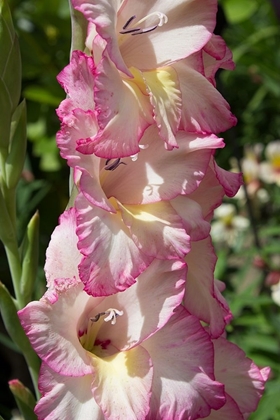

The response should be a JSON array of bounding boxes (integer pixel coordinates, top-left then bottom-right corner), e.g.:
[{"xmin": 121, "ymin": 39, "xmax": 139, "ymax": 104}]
[
  {"xmin": 0, "ymin": 282, "xmax": 40, "ymax": 376},
  {"xmin": 0, "ymin": 0, "xmax": 22, "ymax": 161},
  {"xmin": 0, "ymin": 331, "xmax": 20, "ymax": 352},
  {"xmin": 6, "ymin": 100, "xmax": 27, "ymax": 189},
  {"xmin": 221, "ymin": 0, "xmax": 258, "ymax": 24},
  {"xmin": 0, "ymin": 0, "xmax": 21, "ymax": 114},
  {"xmin": 0, "ymin": 77, "xmax": 11, "ymax": 156},
  {"xmin": 250, "ymin": 379, "xmax": 280, "ymax": 420},
  {"xmin": 23, "ymin": 85, "xmax": 62, "ymax": 106},
  {"xmin": 0, "ymin": 184, "xmax": 16, "ymax": 244}
]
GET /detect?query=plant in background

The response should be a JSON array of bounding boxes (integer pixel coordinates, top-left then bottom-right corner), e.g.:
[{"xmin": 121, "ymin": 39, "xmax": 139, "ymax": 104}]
[{"xmin": 0, "ymin": 0, "xmax": 273, "ymax": 419}]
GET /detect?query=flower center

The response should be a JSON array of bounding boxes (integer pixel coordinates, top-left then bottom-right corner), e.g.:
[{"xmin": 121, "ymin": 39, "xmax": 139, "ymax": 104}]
[
  {"xmin": 80, "ymin": 308, "xmax": 123, "ymax": 358},
  {"xmin": 120, "ymin": 12, "xmax": 168, "ymax": 36},
  {"xmin": 271, "ymin": 155, "xmax": 280, "ymax": 171},
  {"xmin": 99, "ymin": 158, "xmax": 127, "ymax": 187}
]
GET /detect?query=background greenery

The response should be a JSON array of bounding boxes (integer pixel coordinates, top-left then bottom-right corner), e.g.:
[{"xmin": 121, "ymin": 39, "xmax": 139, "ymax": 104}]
[{"xmin": 0, "ymin": 0, "xmax": 280, "ymax": 418}]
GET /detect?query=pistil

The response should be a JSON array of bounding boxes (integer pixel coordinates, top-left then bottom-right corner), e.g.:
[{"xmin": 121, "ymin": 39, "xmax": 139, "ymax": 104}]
[{"xmin": 90, "ymin": 308, "xmax": 124, "ymax": 325}]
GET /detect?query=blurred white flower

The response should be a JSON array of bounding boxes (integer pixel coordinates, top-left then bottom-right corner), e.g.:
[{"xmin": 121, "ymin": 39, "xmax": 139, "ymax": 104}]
[
  {"xmin": 230, "ymin": 144, "xmax": 264, "ymax": 201},
  {"xmin": 265, "ymin": 271, "xmax": 280, "ymax": 306},
  {"xmin": 271, "ymin": 282, "xmax": 280, "ymax": 306},
  {"xmin": 259, "ymin": 140, "xmax": 280, "ymax": 186},
  {"xmin": 11, "ymin": 410, "xmax": 24, "ymax": 420},
  {"xmin": 211, "ymin": 203, "xmax": 249, "ymax": 246}
]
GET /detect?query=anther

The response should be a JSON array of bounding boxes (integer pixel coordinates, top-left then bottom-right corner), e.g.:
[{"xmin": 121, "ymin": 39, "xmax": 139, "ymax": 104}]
[
  {"xmin": 122, "ymin": 15, "xmax": 136, "ymax": 30},
  {"xmin": 120, "ymin": 27, "xmax": 142, "ymax": 34},
  {"xmin": 132, "ymin": 25, "xmax": 158, "ymax": 36},
  {"xmin": 105, "ymin": 158, "xmax": 126, "ymax": 171}
]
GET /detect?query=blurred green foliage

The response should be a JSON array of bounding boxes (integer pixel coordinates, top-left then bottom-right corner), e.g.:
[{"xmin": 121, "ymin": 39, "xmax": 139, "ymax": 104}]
[
  {"xmin": 0, "ymin": 0, "xmax": 280, "ymax": 418},
  {"xmin": 216, "ymin": 1, "xmax": 280, "ymax": 418}
]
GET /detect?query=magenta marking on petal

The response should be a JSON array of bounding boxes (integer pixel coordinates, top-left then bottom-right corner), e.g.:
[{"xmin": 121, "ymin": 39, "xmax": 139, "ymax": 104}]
[
  {"xmin": 95, "ymin": 339, "xmax": 111, "ymax": 350},
  {"xmin": 78, "ymin": 329, "xmax": 86, "ymax": 338}
]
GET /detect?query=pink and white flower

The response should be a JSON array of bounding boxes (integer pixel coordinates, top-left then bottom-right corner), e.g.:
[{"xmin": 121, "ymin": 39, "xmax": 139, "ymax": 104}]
[
  {"xmin": 56, "ymin": 69, "xmax": 226, "ymax": 295},
  {"xmin": 19, "ymin": 209, "xmax": 269, "ymax": 419},
  {"xmin": 19, "ymin": 208, "xmax": 226, "ymax": 420},
  {"xmin": 68, "ymin": 0, "xmax": 236, "ymax": 158}
]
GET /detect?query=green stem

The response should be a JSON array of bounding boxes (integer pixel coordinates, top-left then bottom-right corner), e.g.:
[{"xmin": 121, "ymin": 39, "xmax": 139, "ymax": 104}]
[
  {"xmin": 69, "ymin": 0, "xmax": 87, "ymax": 55},
  {"xmin": 0, "ymin": 181, "xmax": 23, "ymax": 307},
  {"xmin": 4, "ymin": 241, "xmax": 23, "ymax": 308},
  {"xmin": 25, "ymin": 354, "xmax": 40, "ymax": 400},
  {"xmin": 0, "ymin": 282, "xmax": 40, "ymax": 398},
  {"xmin": 2, "ymin": 182, "xmax": 17, "ymax": 234}
]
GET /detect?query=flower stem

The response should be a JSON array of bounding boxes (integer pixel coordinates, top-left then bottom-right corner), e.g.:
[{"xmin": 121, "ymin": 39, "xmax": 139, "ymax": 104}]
[{"xmin": 68, "ymin": 0, "xmax": 87, "ymax": 55}]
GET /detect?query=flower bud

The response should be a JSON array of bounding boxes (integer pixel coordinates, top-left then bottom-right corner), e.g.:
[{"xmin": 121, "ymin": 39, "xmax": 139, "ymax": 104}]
[
  {"xmin": 20, "ymin": 212, "xmax": 39, "ymax": 305},
  {"xmin": 9, "ymin": 379, "xmax": 36, "ymax": 420}
]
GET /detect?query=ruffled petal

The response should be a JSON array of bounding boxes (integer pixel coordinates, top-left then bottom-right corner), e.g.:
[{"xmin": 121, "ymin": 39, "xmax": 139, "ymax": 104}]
[
  {"xmin": 18, "ymin": 281, "xmax": 95, "ymax": 376},
  {"xmin": 77, "ymin": 56, "xmax": 153, "ymax": 158},
  {"xmin": 35, "ymin": 363, "xmax": 102, "ymax": 420},
  {"xmin": 142, "ymin": 66, "xmax": 181, "ymax": 148},
  {"xmin": 56, "ymin": 50, "xmax": 95, "ymax": 121},
  {"xmin": 94, "ymin": 259, "xmax": 186, "ymax": 351},
  {"xmin": 79, "ymin": 170, "xmax": 116, "ymax": 212},
  {"xmin": 44, "ymin": 208, "xmax": 81, "ymax": 287},
  {"xmin": 213, "ymin": 337, "xmax": 270, "ymax": 415},
  {"xmin": 175, "ymin": 59, "xmax": 237, "ymax": 134},
  {"xmin": 143, "ymin": 306, "xmax": 225, "ymax": 419},
  {"xmin": 91, "ymin": 346, "xmax": 153, "ymax": 420},
  {"xmin": 212, "ymin": 160, "xmax": 243, "ymax": 197},
  {"xmin": 73, "ymin": 0, "xmax": 130, "ymax": 75},
  {"xmin": 202, "ymin": 34, "xmax": 235, "ymax": 87},
  {"xmin": 56, "ymin": 108, "xmax": 99, "ymax": 174},
  {"xmin": 171, "ymin": 195, "xmax": 211, "ymax": 241},
  {"xmin": 119, "ymin": 201, "xmax": 190, "ymax": 259},
  {"xmin": 76, "ymin": 193, "xmax": 152, "ymax": 296},
  {"xmin": 187, "ymin": 164, "xmax": 225, "ymax": 222},
  {"xmin": 184, "ymin": 237, "xmax": 232, "ymax": 338},
  {"xmin": 102, "ymin": 128, "xmax": 223, "ymax": 205},
  {"xmin": 204, "ymin": 394, "xmax": 243, "ymax": 420}
]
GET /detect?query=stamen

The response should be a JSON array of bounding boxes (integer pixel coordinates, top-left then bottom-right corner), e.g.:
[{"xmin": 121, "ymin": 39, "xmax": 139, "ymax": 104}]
[
  {"xmin": 132, "ymin": 25, "xmax": 157, "ymax": 36},
  {"xmin": 119, "ymin": 12, "xmax": 168, "ymax": 36},
  {"xmin": 122, "ymin": 15, "xmax": 136, "ymax": 30},
  {"xmin": 119, "ymin": 27, "xmax": 142, "ymax": 34},
  {"xmin": 105, "ymin": 158, "xmax": 127, "ymax": 171},
  {"xmin": 90, "ymin": 308, "xmax": 124, "ymax": 325}
]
